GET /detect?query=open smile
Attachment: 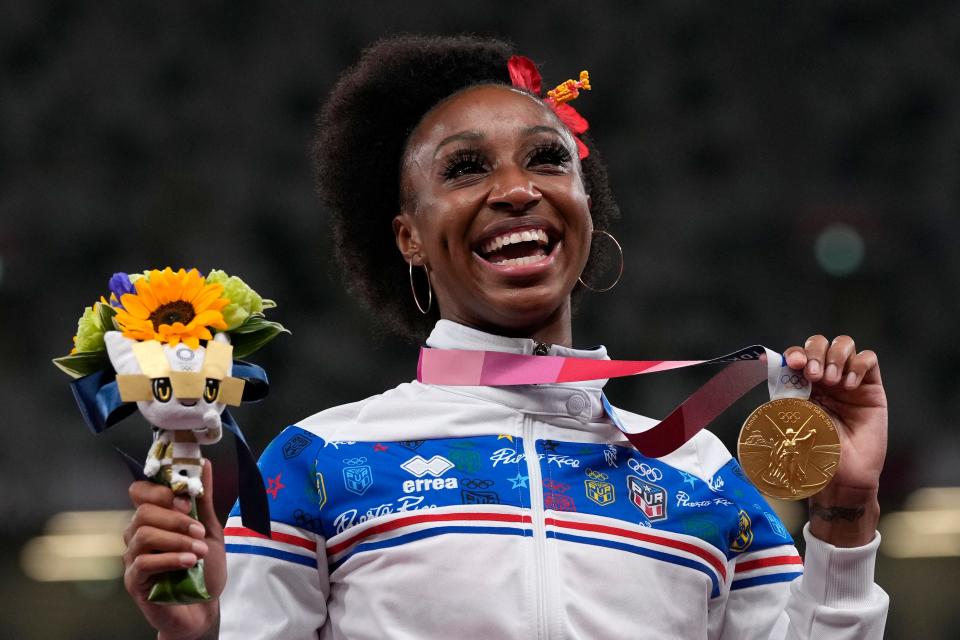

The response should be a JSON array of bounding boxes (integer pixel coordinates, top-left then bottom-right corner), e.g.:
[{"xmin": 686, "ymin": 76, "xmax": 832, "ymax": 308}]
[{"xmin": 472, "ymin": 223, "xmax": 561, "ymax": 271}]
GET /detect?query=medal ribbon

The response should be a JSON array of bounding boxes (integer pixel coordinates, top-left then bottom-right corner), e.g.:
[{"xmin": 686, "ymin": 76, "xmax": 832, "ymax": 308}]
[{"xmin": 418, "ymin": 345, "xmax": 811, "ymax": 458}]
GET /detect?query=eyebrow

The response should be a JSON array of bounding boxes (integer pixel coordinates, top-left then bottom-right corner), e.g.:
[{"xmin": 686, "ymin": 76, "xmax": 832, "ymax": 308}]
[
  {"xmin": 434, "ymin": 131, "xmax": 483, "ymax": 155},
  {"xmin": 521, "ymin": 125, "xmax": 564, "ymax": 137},
  {"xmin": 432, "ymin": 125, "xmax": 568, "ymax": 158}
]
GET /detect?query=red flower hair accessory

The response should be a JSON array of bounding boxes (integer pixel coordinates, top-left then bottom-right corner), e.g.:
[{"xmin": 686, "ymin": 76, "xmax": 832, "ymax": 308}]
[{"xmin": 507, "ymin": 55, "xmax": 592, "ymax": 159}]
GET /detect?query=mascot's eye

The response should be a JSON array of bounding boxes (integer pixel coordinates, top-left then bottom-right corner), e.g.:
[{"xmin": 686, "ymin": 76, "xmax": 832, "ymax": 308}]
[
  {"xmin": 204, "ymin": 378, "xmax": 220, "ymax": 402},
  {"xmin": 152, "ymin": 378, "xmax": 172, "ymax": 403}
]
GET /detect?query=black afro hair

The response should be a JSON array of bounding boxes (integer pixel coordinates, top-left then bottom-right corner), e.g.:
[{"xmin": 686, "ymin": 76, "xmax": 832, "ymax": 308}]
[{"xmin": 312, "ymin": 34, "xmax": 619, "ymax": 339}]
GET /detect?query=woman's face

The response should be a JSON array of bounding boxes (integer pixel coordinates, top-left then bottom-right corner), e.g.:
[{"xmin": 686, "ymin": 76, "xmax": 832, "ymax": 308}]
[{"xmin": 395, "ymin": 84, "xmax": 593, "ymax": 339}]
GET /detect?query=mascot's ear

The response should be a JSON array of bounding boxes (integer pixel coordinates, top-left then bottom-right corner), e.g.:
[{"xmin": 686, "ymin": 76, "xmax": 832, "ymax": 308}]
[{"xmin": 104, "ymin": 331, "xmax": 143, "ymax": 375}]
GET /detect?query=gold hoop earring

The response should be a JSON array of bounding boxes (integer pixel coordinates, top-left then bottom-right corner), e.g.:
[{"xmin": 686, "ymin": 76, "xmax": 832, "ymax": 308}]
[
  {"xmin": 578, "ymin": 230, "xmax": 624, "ymax": 293},
  {"xmin": 409, "ymin": 261, "xmax": 432, "ymax": 314}
]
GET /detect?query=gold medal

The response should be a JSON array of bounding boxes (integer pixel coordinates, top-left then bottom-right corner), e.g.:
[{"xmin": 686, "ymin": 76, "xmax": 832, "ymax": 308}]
[{"xmin": 737, "ymin": 398, "xmax": 841, "ymax": 500}]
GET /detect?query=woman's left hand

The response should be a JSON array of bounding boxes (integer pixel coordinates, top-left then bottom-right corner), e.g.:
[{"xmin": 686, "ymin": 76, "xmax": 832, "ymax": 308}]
[{"xmin": 784, "ymin": 335, "xmax": 888, "ymax": 547}]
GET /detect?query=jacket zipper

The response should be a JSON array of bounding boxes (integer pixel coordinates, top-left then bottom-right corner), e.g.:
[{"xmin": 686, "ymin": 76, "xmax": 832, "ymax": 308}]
[{"xmin": 522, "ymin": 414, "xmax": 549, "ymax": 640}]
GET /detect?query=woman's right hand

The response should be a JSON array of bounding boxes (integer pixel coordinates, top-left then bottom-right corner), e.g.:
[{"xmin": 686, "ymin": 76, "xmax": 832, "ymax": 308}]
[{"xmin": 122, "ymin": 460, "xmax": 225, "ymax": 640}]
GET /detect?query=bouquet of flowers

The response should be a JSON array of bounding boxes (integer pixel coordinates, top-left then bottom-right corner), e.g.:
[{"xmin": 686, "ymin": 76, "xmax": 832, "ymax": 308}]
[{"xmin": 54, "ymin": 267, "xmax": 287, "ymax": 603}]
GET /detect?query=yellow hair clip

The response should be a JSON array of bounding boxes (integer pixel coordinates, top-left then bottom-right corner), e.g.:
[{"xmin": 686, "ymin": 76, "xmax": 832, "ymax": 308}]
[{"xmin": 547, "ymin": 70, "xmax": 591, "ymax": 105}]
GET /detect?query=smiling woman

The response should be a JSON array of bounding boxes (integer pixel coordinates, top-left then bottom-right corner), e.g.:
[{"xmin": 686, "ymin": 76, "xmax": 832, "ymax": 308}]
[
  {"xmin": 394, "ymin": 84, "xmax": 594, "ymax": 345},
  {"xmin": 120, "ymin": 34, "xmax": 890, "ymax": 640}
]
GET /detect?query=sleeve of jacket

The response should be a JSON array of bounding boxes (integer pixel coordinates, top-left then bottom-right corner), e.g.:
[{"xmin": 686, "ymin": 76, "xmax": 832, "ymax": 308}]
[
  {"xmin": 777, "ymin": 524, "xmax": 889, "ymax": 639},
  {"xmin": 693, "ymin": 433, "xmax": 888, "ymax": 639},
  {"xmin": 219, "ymin": 425, "xmax": 329, "ymax": 639}
]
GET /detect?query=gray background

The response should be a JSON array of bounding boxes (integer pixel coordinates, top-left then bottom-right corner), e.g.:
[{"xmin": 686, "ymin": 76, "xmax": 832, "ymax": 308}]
[{"xmin": 1, "ymin": 1, "xmax": 958, "ymax": 637}]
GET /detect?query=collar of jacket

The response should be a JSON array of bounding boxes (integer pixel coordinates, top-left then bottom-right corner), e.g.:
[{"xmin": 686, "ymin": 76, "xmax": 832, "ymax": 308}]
[{"xmin": 422, "ymin": 320, "xmax": 613, "ymax": 426}]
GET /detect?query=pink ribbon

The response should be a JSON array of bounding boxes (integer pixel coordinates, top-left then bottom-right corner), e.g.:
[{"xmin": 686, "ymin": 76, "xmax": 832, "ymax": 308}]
[{"xmin": 418, "ymin": 345, "xmax": 781, "ymax": 458}]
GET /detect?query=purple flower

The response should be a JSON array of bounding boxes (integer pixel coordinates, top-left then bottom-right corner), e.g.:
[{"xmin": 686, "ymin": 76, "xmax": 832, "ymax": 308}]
[{"xmin": 108, "ymin": 272, "xmax": 135, "ymax": 308}]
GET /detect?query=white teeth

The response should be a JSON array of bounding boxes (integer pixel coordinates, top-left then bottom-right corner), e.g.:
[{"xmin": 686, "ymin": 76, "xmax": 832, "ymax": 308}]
[
  {"xmin": 479, "ymin": 228, "xmax": 551, "ymax": 255},
  {"xmin": 488, "ymin": 250, "xmax": 549, "ymax": 266}
]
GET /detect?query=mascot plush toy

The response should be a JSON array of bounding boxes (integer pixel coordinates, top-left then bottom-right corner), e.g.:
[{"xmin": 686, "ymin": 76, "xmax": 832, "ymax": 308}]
[
  {"xmin": 104, "ymin": 331, "xmax": 239, "ymax": 496},
  {"xmin": 55, "ymin": 267, "xmax": 287, "ymax": 603}
]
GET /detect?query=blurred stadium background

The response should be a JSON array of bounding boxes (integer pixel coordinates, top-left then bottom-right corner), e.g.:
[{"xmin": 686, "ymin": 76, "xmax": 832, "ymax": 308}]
[{"xmin": 2, "ymin": 1, "xmax": 958, "ymax": 637}]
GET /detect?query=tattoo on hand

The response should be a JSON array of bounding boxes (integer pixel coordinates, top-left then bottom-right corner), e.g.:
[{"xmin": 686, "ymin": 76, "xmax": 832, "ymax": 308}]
[{"xmin": 810, "ymin": 503, "xmax": 866, "ymax": 522}]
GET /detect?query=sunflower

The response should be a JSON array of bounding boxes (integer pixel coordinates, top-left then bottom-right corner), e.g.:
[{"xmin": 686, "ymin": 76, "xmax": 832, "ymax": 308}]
[{"xmin": 114, "ymin": 268, "xmax": 230, "ymax": 349}]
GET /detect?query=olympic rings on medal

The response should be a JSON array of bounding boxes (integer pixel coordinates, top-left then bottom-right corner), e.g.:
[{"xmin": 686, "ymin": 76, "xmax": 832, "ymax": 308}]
[{"xmin": 777, "ymin": 412, "xmax": 801, "ymax": 423}]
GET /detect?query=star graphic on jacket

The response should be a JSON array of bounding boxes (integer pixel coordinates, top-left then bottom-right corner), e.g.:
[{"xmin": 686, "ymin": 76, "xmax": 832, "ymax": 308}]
[
  {"xmin": 679, "ymin": 471, "xmax": 698, "ymax": 489},
  {"xmin": 542, "ymin": 440, "xmax": 559, "ymax": 453},
  {"xmin": 497, "ymin": 434, "xmax": 514, "ymax": 442},
  {"xmin": 266, "ymin": 473, "xmax": 286, "ymax": 499},
  {"xmin": 508, "ymin": 472, "xmax": 529, "ymax": 489}
]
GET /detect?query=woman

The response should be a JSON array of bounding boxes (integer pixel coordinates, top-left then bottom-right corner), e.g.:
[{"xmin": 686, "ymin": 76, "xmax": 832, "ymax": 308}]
[{"xmin": 122, "ymin": 35, "xmax": 888, "ymax": 639}]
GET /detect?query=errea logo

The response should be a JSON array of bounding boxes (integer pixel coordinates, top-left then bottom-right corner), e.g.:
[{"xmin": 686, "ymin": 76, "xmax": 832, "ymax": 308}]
[
  {"xmin": 400, "ymin": 455, "xmax": 458, "ymax": 494},
  {"xmin": 401, "ymin": 455, "xmax": 454, "ymax": 478}
]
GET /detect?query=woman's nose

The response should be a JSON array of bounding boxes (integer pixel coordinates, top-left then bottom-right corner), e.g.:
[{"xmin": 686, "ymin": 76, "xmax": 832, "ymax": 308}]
[{"xmin": 486, "ymin": 169, "xmax": 542, "ymax": 213}]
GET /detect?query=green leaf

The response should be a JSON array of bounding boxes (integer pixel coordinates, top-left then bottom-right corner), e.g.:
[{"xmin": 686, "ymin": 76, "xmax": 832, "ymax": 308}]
[
  {"xmin": 97, "ymin": 301, "xmax": 118, "ymax": 332},
  {"xmin": 260, "ymin": 299, "xmax": 277, "ymax": 309},
  {"xmin": 229, "ymin": 322, "xmax": 290, "ymax": 359},
  {"xmin": 231, "ymin": 313, "xmax": 289, "ymax": 335},
  {"xmin": 52, "ymin": 351, "xmax": 110, "ymax": 379},
  {"xmin": 229, "ymin": 313, "xmax": 269, "ymax": 334}
]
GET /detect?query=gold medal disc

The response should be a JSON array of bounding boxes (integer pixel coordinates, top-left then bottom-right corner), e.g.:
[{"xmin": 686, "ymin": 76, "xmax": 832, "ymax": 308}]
[{"xmin": 737, "ymin": 398, "xmax": 841, "ymax": 500}]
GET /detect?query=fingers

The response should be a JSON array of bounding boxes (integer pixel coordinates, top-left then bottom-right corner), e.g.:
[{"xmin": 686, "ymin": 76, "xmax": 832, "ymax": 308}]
[
  {"xmin": 124, "ymin": 525, "xmax": 208, "ymax": 561},
  {"xmin": 122, "ymin": 502, "xmax": 206, "ymax": 547},
  {"xmin": 122, "ymin": 464, "xmax": 224, "ymax": 604},
  {"xmin": 784, "ymin": 335, "xmax": 880, "ymax": 390},
  {"xmin": 121, "ymin": 506, "xmax": 210, "ymax": 599},
  {"xmin": 823, "ymin": 335, "xmax": 856, "ymax": 385},
  {"xmin": 124, "ymin": 548, "xmax": 202, "ymax": 596},
  {"xmin": 844, "ymin": 349, "xmax": 880, "ymax": 388},
  {"xmin": 128, "ymin": 480, "xmax": 174, "ymax": 509},
  {"xmin": 785, "ymin": 335, "xmax": 824, "ymax": 375},
  {"xmin": 128, "ymin": 480, "xmax": 194, "ymax": 513}
]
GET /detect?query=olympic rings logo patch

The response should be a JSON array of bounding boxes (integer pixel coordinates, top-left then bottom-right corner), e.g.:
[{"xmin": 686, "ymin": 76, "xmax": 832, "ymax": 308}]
[
  {"xmin": 627, "ymin": 459, "xmax": 663, "ymax": 481},
  {"xmin": 585, "ymin": 468, "xmax": 609, "ymax": 481}
]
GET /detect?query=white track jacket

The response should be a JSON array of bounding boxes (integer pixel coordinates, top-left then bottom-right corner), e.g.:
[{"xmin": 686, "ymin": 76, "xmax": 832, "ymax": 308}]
[{"xmin": 221, "ymin": 320, "xmax": 888, "ymax": 639}]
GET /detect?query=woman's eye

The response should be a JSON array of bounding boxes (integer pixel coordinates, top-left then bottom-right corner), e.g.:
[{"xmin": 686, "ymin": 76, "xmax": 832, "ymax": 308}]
[
  {"xmin": 528, "ymin": 143, "xmax": 572, "ymax": 168},
  {"xmin": 152, "ymin": 378, "xmax": 172, "ymax": 403},
  {"xmin": 441, "ymin": 151, "xmax": 487, "ymax": 180}
]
